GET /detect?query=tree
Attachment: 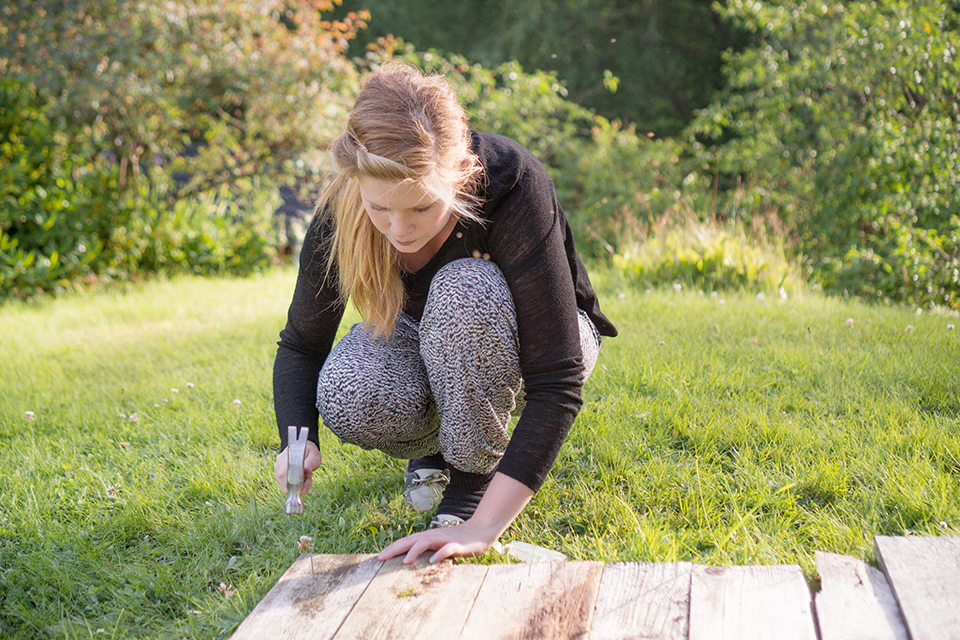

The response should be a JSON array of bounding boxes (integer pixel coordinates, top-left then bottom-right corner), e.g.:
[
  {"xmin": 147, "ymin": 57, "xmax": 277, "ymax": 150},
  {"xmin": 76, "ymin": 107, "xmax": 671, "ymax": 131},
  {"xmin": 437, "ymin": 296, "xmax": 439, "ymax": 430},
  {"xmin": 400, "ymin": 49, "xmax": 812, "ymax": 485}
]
[
  {"xmin": 334, "ymin": 0, "xmax": 745, "ymax": 136},
  {"xmin": 0, "ymin": 0, "xmax": 367, "ymax": 294}
]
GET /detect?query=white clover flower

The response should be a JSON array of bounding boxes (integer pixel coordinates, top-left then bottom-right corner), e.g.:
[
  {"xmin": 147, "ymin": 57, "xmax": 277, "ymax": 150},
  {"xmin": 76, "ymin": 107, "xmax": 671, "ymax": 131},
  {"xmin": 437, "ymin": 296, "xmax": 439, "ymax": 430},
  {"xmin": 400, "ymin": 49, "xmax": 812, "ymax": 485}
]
[
  {"xmin": 129, "ymin": 413, "xmax": 140, "ymax": 423},
  {"xmin": 24, "ymin": 411, "xmax": 35, "ymax": 421},
  {"xmin": 845, "ymin": 318, "xmax": 855, "ymax": 328},
  {"xmin": 217, "ymin": 582, "xmax": 233, "ymax": 598},
  {"xmin": 756, "ymin": 292, "xmax": 765, "ymax": 301},
  {"xmin": 186, "ymin": 382, "xmax": 195, "ymax": 388},
  {"xmin": 232, "ymin": 399, "xmax": 242, "ymax": 408},
  {"xmin": 106, "ymin": 485, "xmax": 120, "ymax": 498},
  {"xmin": 673, "ymin": 283, "xmax": 682, "ymax": 293},
  {"xmin": 948, "ymin": 324, "xmax": 956, "ymax": 331},
  {"xmin": 906, "ymin": 325, "xmax": 915, "ymax": 333},
  {"xmin": 171, "ymin": 388, "xmax": 179, "ymax": 394},
  {"xmin": 297, "ymin": 535, "xmax": 314, "ymax": 552},
  {"xmin": 779, "ymin": 287, "xmax": 788, "ymax": 301}
]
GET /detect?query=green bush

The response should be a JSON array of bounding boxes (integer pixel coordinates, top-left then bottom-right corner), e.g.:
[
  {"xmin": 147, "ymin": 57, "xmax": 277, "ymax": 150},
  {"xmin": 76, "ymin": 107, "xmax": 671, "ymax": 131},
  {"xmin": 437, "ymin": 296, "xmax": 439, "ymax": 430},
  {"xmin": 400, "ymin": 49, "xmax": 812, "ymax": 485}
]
[
  {"xmin": 0, "ymin": 78, "xmax": 122, "ymax": 297},
  {"xmin": 691, "ymin": 0, "xmax": 960, "ymax": 309},
  {"xmin": 106, "ymin": 182, "xmax": 281, "ymax": 278}
]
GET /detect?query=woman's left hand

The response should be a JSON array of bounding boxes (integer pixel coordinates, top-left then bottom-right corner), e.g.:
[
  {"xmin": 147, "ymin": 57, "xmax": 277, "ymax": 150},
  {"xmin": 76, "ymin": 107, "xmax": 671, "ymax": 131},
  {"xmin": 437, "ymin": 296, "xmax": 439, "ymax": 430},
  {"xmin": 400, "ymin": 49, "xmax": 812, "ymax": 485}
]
[
  {"xmin": 378, "ymin": 518, "xmax": 499, "ymax": 565},
  {"xmin": 378, "ymin": 471, "xmax": 535, "ymax": 564}
]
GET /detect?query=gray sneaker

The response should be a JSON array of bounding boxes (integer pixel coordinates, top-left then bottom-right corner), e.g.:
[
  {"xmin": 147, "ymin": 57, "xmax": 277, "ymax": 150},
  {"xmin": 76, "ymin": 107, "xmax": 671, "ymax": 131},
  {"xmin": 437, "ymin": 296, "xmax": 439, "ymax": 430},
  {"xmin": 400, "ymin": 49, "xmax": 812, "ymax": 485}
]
[
  {"xmin": 402, "ymin": 468, "xmax": 449, "ymax": 512},
  {"xmin": 428, "ymin": 514, "xmax": 464, "ymax": 529}
]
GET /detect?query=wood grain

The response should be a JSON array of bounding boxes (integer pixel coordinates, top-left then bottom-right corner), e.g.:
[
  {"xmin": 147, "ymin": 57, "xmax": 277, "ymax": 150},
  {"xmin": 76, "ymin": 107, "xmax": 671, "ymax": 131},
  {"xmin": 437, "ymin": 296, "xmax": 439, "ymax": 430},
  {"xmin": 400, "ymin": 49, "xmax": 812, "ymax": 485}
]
[
  {"xmin": 231, "ymin": 553, "xmax": 382, "ymax": 640},
  {"xmin": 875, "ymin": 535, "xmax": 960, "ymax": 640},
  {"xmin": 332, "ymin": 553, "xmax": 488, "ymax": 640},
  {"xmin": 459, "ymin": 560, "xmax": 603, "ymax": 640},
  {"xmin": 688, "ymin": 564, "xmax": 817, "ymax": 640},
  {"xmin": 590, "ymin": 562, "xmax": 692, "ymax": 640},
  {"xmin": 814, "ymin": 551, "xmax": 909, "ymax": 640}
]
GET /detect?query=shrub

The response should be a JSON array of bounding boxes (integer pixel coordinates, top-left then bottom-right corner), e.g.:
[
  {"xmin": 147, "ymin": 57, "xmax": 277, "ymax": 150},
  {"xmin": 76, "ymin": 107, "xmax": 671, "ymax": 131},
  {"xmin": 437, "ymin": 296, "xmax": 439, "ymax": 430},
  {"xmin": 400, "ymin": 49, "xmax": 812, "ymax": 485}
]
[
  {"xmin": 691, "ymin": 0, "xmax": 960, "ymax": 309},
  {"xmin": 0, "ymin": 78, "xmax": 124, "ymax": 297}
]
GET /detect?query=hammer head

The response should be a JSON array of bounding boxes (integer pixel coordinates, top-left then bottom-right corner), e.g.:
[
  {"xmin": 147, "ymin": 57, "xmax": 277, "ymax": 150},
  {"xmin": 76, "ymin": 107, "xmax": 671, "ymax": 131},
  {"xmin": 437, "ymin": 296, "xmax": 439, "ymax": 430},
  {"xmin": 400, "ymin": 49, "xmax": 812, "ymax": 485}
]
[{"xmin": 285, "ymin": 426, "xmax": 308, "ymax": 514}]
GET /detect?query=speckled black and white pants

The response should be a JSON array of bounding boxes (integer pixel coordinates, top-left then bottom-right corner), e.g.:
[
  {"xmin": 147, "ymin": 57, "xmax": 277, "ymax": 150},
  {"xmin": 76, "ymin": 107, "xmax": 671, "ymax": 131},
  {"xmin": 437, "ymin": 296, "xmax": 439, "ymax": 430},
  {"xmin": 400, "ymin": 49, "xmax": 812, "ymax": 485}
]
[{"xmin": 316, "ymin": 258, "xmax": 600, "ymax": 475}]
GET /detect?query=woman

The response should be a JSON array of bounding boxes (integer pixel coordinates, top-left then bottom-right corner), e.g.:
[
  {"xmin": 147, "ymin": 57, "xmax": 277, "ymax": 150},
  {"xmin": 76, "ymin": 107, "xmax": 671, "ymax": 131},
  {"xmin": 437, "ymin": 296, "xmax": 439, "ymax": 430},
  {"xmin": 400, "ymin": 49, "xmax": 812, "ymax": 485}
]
[{"xmin": 272, "ymin": 63, "xmax": 617, "ymax": 565}]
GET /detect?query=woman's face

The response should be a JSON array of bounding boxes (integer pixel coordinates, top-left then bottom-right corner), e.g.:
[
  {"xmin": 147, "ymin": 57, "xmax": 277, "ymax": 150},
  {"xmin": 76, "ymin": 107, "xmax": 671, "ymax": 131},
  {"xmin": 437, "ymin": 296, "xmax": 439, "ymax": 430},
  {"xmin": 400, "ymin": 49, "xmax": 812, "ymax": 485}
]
[{"xmin": 358, "ymin": 175, "xmax": 457, "ymax": 257}]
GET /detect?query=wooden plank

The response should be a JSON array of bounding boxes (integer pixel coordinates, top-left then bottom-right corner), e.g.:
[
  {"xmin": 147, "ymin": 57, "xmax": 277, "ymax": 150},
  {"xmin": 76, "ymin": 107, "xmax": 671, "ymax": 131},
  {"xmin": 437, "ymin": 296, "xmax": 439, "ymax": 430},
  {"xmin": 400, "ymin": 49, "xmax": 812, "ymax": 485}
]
[
  {"xmin": 590, "ymin": 562, "xmax": 692, "ymax": 640},
  {"xmin": 814, "ymin": 551, "xmax": 909, "ymax": 640},
  {"xmin": 460, "ymin": 560, "xmax": 604, "ymax": 640},
  {"xmin": 231, "ymin": 553, "xmax": 382, "ymax": 640},
  {"xmin": 875, "ymin": 535, "xmax": 960, "ymax": 640},
  {"xmin": 688, "ymin": 564, "xmax": 817, "ymax": 640},
  {"xmin": 332, "ymin": 553, "xmax": 488, "ymax": 640}
]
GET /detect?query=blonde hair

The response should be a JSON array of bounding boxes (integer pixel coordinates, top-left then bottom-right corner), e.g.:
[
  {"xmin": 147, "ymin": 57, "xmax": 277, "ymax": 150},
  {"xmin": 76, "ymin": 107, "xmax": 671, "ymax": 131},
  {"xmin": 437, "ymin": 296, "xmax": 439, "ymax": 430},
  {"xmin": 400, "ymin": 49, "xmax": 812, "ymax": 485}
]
[{"xmin": 316, "ymin": 63, "xmax": 483, "ymax": 338}]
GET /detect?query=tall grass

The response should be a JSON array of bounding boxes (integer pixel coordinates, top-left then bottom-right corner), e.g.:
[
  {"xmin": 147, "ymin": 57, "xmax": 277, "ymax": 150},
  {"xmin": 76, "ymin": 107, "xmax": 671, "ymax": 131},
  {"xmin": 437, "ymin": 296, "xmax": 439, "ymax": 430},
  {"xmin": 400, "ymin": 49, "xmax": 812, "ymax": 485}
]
[
  {"xmin": 610, "ymin": 204, "xmax": 806, "ymax": 297},
  {"xmin": 1, "ymin": 259, "xmax": 958, "ymax": 638}
]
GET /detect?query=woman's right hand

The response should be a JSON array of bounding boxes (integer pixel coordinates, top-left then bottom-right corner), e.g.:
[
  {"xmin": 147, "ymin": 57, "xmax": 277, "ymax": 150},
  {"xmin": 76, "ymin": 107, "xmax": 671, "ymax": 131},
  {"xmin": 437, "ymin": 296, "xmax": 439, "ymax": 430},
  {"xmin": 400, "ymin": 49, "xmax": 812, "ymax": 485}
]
[{"xmin": 274, "ymin": 440, "xmax": 323, "ymax": 494}]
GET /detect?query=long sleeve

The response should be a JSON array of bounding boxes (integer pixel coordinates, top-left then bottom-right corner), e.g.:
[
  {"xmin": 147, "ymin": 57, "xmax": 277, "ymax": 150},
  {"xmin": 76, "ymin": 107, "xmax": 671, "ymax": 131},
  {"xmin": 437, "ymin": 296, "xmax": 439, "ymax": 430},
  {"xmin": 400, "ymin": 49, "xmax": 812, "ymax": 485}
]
[{"xmin": 273, "ymin": 213, "xmax": 345, "ymax": 449}]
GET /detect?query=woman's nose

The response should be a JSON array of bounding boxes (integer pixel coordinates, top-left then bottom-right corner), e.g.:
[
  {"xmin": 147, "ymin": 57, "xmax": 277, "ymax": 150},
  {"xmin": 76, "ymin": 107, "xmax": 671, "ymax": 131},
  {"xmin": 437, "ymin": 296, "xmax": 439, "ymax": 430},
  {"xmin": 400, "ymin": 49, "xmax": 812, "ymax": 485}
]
[{"xmin": 390, "ymin": 213, "xmax": 414, "ymax": 237}]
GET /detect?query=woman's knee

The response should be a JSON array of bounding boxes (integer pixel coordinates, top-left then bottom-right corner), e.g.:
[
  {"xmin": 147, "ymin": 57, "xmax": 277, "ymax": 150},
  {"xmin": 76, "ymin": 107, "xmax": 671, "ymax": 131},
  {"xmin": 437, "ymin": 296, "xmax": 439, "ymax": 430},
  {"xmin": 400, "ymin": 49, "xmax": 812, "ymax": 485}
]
[
  {"xmin": 315, "ymin": 322, "xmax": 433, "ymax": 447},
  {"xmin": 421, "ymin": 258, "xmax": 517, "ymax": 345}
]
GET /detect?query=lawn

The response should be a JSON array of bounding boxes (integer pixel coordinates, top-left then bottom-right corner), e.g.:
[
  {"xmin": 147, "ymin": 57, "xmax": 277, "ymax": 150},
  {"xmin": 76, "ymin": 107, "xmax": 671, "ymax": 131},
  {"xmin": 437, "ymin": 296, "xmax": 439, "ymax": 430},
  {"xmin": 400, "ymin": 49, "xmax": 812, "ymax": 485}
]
[{"xmin": 1, "ymin": 267, "xmax": 958, "ymax": 638}]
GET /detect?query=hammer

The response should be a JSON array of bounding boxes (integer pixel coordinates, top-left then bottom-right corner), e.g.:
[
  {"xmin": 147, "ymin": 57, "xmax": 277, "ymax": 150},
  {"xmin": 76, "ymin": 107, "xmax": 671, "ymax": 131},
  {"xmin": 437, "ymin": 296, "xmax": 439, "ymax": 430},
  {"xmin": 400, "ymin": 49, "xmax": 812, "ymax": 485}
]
[{"xmin": 285, "ymin": 426, "xmax": 309, "ymax": 514}]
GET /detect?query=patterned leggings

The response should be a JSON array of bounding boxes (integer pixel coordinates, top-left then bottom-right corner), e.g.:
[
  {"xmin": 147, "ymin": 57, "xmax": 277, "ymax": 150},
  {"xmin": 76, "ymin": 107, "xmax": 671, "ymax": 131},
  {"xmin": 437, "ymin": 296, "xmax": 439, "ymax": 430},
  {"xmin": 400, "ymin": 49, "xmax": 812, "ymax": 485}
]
[{"xmin": 316, "ymin": 258, "xmax": 601, "ymax": 475}]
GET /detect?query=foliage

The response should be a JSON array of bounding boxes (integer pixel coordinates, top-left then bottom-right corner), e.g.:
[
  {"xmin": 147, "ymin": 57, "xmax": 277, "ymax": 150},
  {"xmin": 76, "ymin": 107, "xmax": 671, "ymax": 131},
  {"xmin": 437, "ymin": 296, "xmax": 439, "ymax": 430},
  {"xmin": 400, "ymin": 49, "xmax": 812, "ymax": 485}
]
[
  {"xmin": 0, "ymin": 0, "xmax": 366, "ymax": 297},
  {"xmin": 0, "ymin": 78, "xmax": 118, "ymax": 297},
  {"xmin": 1, "ymin": 0, "xmax": 364, "ymax": 196},
  {"xmin": 691, "ymin": 0, "xmax": 960, "ymax": 309},
  {"xmin": 564, "ymin": 118, "xmax": 703, "ymax": 256},
  {"xmin": 107, "ymin": 182, "xmax": 282, "ymax": 278},
  {"xmin": 337, "ymin": 0, "xmax": 746, "ymax": 136}
]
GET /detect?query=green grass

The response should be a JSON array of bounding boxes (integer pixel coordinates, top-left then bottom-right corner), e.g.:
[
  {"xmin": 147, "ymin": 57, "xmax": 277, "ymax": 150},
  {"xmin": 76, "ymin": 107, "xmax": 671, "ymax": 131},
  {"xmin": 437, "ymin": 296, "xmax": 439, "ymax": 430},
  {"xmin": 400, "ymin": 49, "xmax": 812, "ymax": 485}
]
[{"xmin": 2, "ymin": 267, "xmax": 959, "ymax": 638}]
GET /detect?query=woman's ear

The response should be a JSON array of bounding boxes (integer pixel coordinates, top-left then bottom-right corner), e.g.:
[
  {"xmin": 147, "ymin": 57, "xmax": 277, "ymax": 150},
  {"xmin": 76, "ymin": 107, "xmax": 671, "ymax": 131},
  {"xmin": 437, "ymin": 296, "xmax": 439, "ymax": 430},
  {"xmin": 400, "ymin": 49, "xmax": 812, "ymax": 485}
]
[{"xmin": 457, "ymin": 158, "xmax": 477, "ymax": 188}]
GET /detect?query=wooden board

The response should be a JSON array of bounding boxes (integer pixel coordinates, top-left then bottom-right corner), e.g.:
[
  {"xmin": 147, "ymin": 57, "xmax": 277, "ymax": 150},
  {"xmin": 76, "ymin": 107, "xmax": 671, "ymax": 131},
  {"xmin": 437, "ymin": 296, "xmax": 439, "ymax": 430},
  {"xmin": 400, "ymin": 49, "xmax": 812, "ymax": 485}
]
[
  {"xmin": 814, "ymin": 551, "xmax": 909, "ymax": 640},
  {"xmin": 334, "ymin": 553, "xmax": 488, "ymax": 640},
  {"xmin": 688, "ymin": 565, "xmax": 817, "ymax": 640},
  {"xmin": 459, "ymin": 560, "xmax": 603, "ymax": 640},
  {"xmin": 231, "ymin": 553, "xmax": 382, "ymax": 640},
  {"xmin": 875, "ymin": 535, "xmax": 960, "ymax": 640},
  {"xmin": 590, "ymin": 562, "xmax": 692, "ymax": 640}
]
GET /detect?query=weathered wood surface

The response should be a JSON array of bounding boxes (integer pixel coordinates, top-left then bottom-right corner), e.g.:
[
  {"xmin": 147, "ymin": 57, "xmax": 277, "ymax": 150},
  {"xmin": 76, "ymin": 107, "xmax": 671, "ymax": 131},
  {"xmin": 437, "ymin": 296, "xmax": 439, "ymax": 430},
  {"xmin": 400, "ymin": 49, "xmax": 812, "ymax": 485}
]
[
  {"xmin": 687, "ymin": 565, "xmax": 817, "ymax": 640},
  {"xmin": 233, "ymin": 536, "xmax": 960, "ymax": 640},
  {"xmin": 231, "ymin": 553, "xmax": 381, "ymax": 640},
  {"xmin": 875, "ymin": 535, "xmax": 960, "ymax": 640},
  {"xmin": 460, "ymin": 560, "xmax": 602, "ymax": 640},
  {"xmin": 590, "ymin": 562, "xmax": 692, "ymax": 640},
  {"xmin": 814, "ymin": 551, "xmax": 909, "ymax": 640},
  {"xmin": 335, "ymin": 554, "xmax": 487, "ymax": 640}
]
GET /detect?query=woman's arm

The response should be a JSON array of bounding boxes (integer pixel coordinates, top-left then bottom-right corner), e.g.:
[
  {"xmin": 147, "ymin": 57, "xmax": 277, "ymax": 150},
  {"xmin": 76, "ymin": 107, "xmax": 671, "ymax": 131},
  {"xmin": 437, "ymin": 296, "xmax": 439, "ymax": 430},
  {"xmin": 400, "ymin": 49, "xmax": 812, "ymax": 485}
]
[{"xmin": 378, "ymin": 472, "xmax": 535, "ymax": 564}]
